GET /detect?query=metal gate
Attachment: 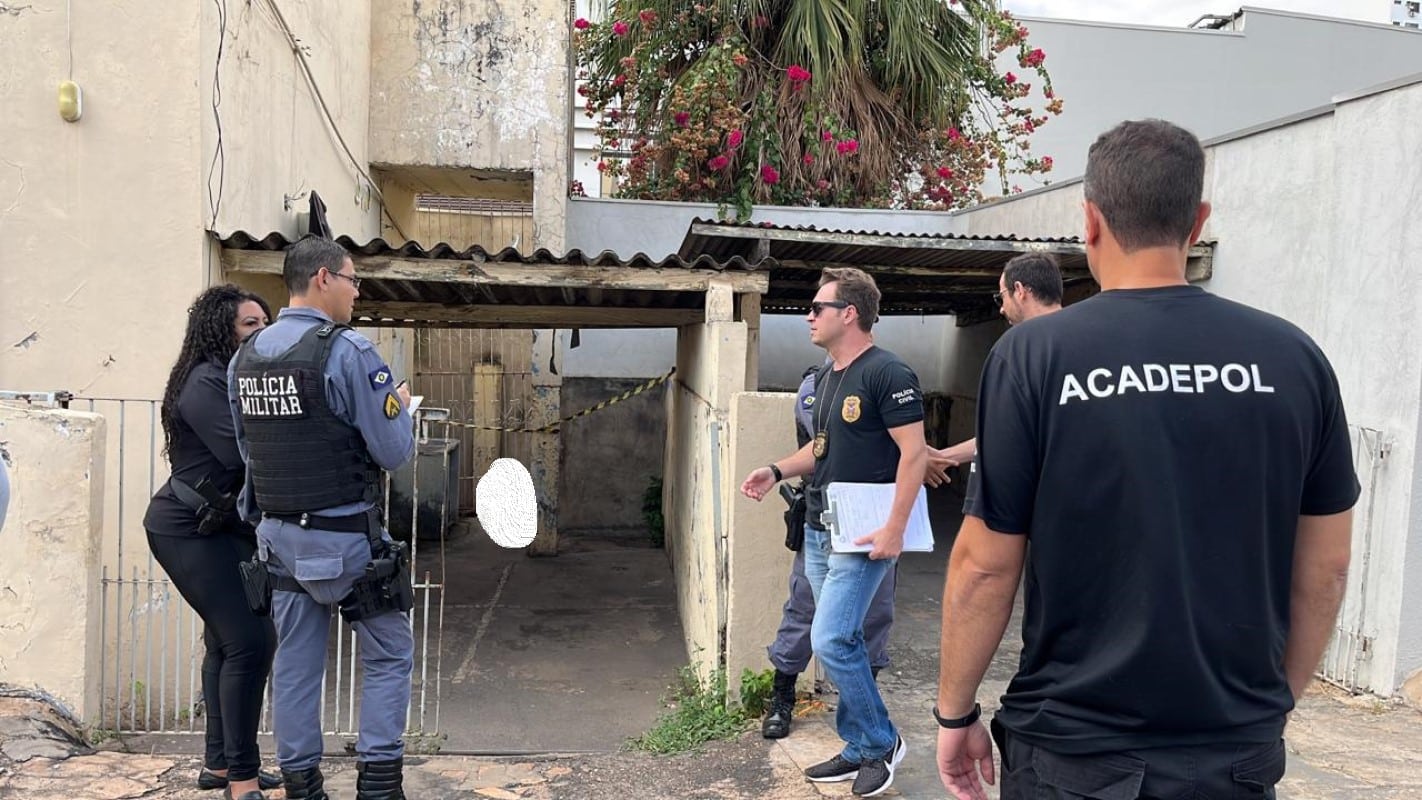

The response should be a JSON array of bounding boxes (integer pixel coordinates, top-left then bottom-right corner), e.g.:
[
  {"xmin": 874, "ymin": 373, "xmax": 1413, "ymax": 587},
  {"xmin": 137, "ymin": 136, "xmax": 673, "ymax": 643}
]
[
  {"xmin": 1317, "ymin": 424, "xmax": 1392, "ymax": 692},
  {"xmin": 413, "ymin": 329, "xmax": 539, "ymax": 512},
  {"xmin": 82, "ymin": 396, "xmax": 446, "ymax": 744}
]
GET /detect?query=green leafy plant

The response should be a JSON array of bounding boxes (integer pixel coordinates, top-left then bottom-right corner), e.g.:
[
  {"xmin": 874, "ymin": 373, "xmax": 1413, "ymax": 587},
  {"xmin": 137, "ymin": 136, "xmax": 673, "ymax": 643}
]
[
  {"xmin": 575, "ymin": 0, "xmax": 1062, "ymax": 215},
  {"xmin": 642, "ymin": 475, "xmax": 666, "ymax": 547},
  {"xmin": 737, "ymin": 667, "xmax": 775, "ymax": 718},
  {"xmin": 630, "ymin": 665, "xmax": 754, "ymax": 754}
]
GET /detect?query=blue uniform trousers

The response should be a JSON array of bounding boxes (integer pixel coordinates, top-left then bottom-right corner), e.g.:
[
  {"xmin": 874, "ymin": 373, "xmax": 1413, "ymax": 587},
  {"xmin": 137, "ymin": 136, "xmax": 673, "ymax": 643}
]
[{"xmin": 258, "ymin": 517, "xmax": 413, "ymax": 771}]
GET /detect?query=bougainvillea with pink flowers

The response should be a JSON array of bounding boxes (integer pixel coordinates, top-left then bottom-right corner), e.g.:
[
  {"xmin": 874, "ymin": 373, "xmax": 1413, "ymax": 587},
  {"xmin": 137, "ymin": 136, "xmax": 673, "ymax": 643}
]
[{"xmin": 574, "ymin": 0, "xmax": 1061, "ymax": 216}]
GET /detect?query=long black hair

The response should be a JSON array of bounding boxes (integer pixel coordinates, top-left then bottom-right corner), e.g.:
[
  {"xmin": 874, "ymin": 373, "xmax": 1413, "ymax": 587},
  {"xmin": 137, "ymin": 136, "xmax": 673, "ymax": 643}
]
[{"xmin": 160, "ymin": 284, "xmax": 271, "ymax": 457}]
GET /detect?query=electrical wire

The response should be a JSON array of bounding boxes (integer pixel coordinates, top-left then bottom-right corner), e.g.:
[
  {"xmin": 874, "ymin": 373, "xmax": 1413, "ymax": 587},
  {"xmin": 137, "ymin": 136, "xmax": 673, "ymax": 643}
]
[
  {"xmin": 260, "ymin": 0, "xmax": 410, "ymax": 242},
  {"xmin": 207, "ymin": 0, "xmax": 227, "ymax": 230}
]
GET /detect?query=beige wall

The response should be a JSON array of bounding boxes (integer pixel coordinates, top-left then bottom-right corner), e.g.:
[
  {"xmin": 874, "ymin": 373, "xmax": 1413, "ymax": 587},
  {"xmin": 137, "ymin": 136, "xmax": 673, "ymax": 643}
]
[
  {"xmin": 0, "ymin": 403, "xmax": 106, "ymax": 720},
  {"xmin": 369, "ymin": 0, "xmax": 570, "ymax": 250},
  {"xmin": 0, "ymin": 1, "xmax": 204, "ymax": 399},
  {"xmin": 725, "ymin": 393, "xmax": 799, "ymax": 691},
  {"xmin": 204, "ymin": 0, "xmax": 381, "ymax": 242},
  {"xmin": 664, "ymin": 317, "xmax": 749, "ymax": 677}
]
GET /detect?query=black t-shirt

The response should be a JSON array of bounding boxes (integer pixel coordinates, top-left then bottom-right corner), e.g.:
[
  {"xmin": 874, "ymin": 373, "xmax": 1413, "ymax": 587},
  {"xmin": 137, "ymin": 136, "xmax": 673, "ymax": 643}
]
[
  {"xmin": 143, "ymin": 359, "xmax": 252, "ymax": 537},
  {"xmin": 805, "ymin": 346, "xmax": 924, "ymax": 527},
  {"xmin": 965, "ymin": 285, "xmax": 1359, "ymax": 753}
]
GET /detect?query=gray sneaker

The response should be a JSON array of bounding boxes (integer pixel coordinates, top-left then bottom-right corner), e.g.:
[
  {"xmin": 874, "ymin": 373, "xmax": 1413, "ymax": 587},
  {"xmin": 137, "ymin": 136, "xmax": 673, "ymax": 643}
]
[
  {"xmin": 851, "ymin": 735, "xmax": 906, "ymax": 797},
  {"xmin": 804, "ymin": 754, "xmax": 859, "ymax": 783}
]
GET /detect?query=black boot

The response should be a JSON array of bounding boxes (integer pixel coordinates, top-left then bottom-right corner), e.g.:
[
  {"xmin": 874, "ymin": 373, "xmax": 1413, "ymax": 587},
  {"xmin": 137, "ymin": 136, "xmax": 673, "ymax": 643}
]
[
  {"xmin": 761, "ymin": 670, "xmax": 798, "ymax": 739},
  {"xmin": 280, "ymin": 767, "xmax": 329, "ymax": 800},
  {"xmin": 872, "ymin": 665, "xmax": 882, "ymax": 681},
  {"xmin": 356, "ymin": 757, "xmax": 406, "ymax": 800}
]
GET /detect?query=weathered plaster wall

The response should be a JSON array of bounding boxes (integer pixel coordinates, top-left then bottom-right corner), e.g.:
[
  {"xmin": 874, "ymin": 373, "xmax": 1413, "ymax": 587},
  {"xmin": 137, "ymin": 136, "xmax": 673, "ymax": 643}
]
[
  {"xmin": 558, "ymin": 377, "xmax": 667, "ymax": 534},
  {"xmin": 203, "ymin": 0, "xmax": 380, "ymax": 241},
  {"xmin": 665, "ymin": 317, "xmax": 748, "ymax": 676},
  {"xmin": 370, "ymin": 0, "xmax": 570, "ymax": 250},
  {"xmin": 0, "ymin": 404, "xmax": 106, "ymax": 720},
  {"xmin": 725, "ymin": 392, "xmax": 798, "ymax": 691},
  {"xmin": 952, "ymin": 82, "xmax": 1422, "ymax": 694}
]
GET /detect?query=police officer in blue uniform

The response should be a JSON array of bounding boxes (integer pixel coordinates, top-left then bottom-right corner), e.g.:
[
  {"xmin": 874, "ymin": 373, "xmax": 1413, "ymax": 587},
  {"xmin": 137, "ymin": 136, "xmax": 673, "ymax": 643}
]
[{"xmin": 229, "ymin": 235, "xmax": 416, "ymax": 800}]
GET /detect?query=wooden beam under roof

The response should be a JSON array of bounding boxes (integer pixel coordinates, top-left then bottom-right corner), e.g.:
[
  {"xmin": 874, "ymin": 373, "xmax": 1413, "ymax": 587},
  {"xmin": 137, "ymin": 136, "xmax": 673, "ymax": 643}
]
[
  {"xmin": 352, "ymin": 301, "xmax": 703, "ymax": 329},
  {"xmin": 221, "ymin": 249, "xmax": 770, "ymax": 294}
]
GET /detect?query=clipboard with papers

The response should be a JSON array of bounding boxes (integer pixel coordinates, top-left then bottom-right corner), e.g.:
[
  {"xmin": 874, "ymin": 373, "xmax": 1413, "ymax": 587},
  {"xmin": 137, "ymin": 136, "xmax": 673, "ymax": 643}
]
[{"xmin": 819, "ymin": 481, "xmax": 935, "ymax": 554}]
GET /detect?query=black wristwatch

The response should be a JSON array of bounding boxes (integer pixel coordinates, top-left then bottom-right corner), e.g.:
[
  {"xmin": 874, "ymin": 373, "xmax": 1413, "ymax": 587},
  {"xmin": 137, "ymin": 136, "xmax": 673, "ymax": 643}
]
[
  {"xmin": 932, "ymin": 702, "xmax": 981, "ymax": 729},
  {"xmin": 767, "ymin": 463, "xmax": 784, "ymax": 482}
]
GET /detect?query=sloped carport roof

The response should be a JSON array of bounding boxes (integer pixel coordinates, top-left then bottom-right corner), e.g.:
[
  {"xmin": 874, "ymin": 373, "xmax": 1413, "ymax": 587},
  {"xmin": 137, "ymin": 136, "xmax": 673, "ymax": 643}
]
[
  {"xmin": 217, "ymin": 231, "xmax": 770, "ymax": 328},
  {"xmin": 678, "ymin": 219, "xmax": 1214, "ymax": 324}
]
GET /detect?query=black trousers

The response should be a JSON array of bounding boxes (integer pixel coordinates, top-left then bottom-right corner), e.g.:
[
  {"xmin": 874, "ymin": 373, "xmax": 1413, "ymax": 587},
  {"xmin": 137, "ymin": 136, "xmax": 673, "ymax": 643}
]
[
  {"xmin": 992, "ymin": 718, "xmax": 1287, "ymax": 799},
  {"xmin": 147, "ymin": 530, "xmax": 277, "ymax": 780}
]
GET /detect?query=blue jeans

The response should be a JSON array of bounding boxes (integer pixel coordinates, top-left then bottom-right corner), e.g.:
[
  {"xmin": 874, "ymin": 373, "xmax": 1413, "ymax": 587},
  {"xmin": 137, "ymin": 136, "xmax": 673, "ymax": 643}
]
[
  {"xmin": 803, "ymin": 525, "xmax": 898, "ymax": 763},
  {"xmin": 767, "ymin": 545, "xmax": 896, "ymax": 675}
]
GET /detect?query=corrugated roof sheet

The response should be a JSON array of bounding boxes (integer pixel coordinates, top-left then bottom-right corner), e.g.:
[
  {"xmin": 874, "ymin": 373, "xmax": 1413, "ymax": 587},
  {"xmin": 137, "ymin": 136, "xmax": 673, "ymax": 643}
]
[
  {"xmin": 217, "ymin": 231, "xmax": 764, "ymax": 271},
  {"xmin": 677, "ymin": 218, "xmax": 1103, "ymax": 319}
]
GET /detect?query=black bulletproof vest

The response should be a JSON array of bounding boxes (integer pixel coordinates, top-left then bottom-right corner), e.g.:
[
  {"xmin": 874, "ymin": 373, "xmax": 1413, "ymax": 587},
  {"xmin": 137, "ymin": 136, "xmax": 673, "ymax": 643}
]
[{"xmin": 232, "ymin": 321, "xmax": 380, "ymax": 514}]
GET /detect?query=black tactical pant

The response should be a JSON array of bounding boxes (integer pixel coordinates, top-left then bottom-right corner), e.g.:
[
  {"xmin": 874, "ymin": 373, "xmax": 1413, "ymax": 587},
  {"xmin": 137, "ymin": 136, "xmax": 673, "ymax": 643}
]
[{"xmin": 992, "ymin": 718, "xmax": 1286, "ymax": 799}]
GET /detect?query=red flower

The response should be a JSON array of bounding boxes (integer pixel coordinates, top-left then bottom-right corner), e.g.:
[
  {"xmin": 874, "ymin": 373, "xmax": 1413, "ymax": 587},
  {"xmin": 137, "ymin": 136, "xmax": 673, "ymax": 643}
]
[
  {"xmin": 612, "ymin": 74, "xmax": 627, "ymax": 87},
  {"xmin": 727, "ymin": 129, "xmax": 744, "ymax": 148},
  {"xmin": 936, "ymin": 166, "xmax": 954, "ymax": 179},
  {"xmin": 760, "ymin": 164, "xmax": 780, "ymax": 184},
  {"xmin": 596, "ymin": 162, "xmax": 607, "ymax": 172},
  {"xmin": 574, "ymin": 17, "xmax": 591, "ymax": 30},
  {"xmin": 1004, "ymin": 72, "xmax": 1017, "ymax": 85},
  {"xmin": 1041, "ymin": 156, "xmax": 1054, "ymax": 171},
  {"xmin": 803, "ymin": 153, "xmax": 815, "ymax": 165},
  {"xmin": 816, "ymin": 179, "xmax": 831, "ymax": 191},
  {"xmin": 821, "ymin": 130, "xmax": 834, "ymax": 142},
  {"xmin": 1044, "ymin": 87, "xmax": 1055, "ymax": 99},
  {"xmin": 612, "ymin": 20, "xmax": 629, "ymax": 36},
  {"xmin": 733, "ymin": 53, "xmax": 749, "ymax": 67},
  {"xmin": 674, "ymin": 111, "xmax": 690, "ymax": 127},
  {"xmin": 947, "ymin": 127, "xmax": 961, "ymax": 141},
  {"xmin": 577, "ymin": 84, "xmax": 589, "ymax": 96},
  {"xmin": 835, "ymin": 139, "xmax": 859, "ymax": 155},
  {"xmin": 1024, "ymin": 48, "xmax": 1046, "ymax": 68},
  {"xmin": 787, "ymin": 64, "xmax": 812, "ymax": 83},
  {"xmin": 708, "ymin": 154, "xmax": 730, "ymax": 171},
  {"xmin": 638, "ymin": 9, "xmax": 657, "ymax": 24}
]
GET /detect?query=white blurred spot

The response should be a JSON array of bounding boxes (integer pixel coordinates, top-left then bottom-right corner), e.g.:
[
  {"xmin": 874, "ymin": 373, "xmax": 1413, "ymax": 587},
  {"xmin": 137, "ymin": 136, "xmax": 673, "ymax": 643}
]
[{"xmin": 476, "ymin": 458, "xmax": 538, "ymax": 549}]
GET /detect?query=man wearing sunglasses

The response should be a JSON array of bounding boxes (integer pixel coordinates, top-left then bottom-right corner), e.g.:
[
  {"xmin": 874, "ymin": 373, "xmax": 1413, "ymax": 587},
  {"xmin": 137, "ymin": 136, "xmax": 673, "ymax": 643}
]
[
  {"xmin": 742, "ymin": 267, "xmax": 927, "ymax": 798},
  {"xmin": 925, "ymin": 253, "xmax": 1063, "ymax": 489},
  {"xmin": 230, "ymin": 235, "xmax": 416, "ymax": 800}
]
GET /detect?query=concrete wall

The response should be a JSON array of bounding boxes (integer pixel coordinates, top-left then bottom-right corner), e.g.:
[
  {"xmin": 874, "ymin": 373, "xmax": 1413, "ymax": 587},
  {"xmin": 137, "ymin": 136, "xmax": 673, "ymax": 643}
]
[
  {"xmin": 724, "ymin": 393, "xmax": 799, "ymax": 689},
  {"xmin": 0, "ymin": 1, "xmax": 204, "ymax": 398},
  {"xmin": 558, "ymin": 377, "xmax": 667, "ymax": 534},
  {"xmin": 951, "ymin": 80, "xmax": 1422, "ymax": 695},
  {"xmin": 664, "ymin": 319, "xmax": 748, "ymax": 676},
  {"xmin": 1009, "ymin": 9, "xmax": 1422, "ymax": 188},
  {"xmin": 369, "ymin": 0, "xmax": 570, "ymax": 250},
  {"xmin": 0, "ymin": 403, "xmax": 106, "ymax": 720},
  {"xmin": 204, "ymin": 0, "xmax": 380, "ymax": 242}
]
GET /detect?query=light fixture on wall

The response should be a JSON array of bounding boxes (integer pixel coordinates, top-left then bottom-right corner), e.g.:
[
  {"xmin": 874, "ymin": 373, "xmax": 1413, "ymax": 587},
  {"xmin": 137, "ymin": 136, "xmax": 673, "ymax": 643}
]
[{"xmin": 58, "ymin": 80, "xmax": 83, "ymax": 123}]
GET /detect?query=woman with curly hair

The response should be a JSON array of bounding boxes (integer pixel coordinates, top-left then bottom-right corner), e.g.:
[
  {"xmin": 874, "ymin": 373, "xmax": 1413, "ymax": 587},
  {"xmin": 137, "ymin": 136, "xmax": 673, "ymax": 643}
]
[{"xmin": 144, "ymin": 284, "xmax": 280, "ymax": 800}]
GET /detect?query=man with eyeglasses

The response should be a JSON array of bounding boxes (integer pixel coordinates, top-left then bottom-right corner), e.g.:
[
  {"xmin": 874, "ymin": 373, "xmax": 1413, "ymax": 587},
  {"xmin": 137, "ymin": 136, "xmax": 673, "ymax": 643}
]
[
  {"xmin": 229, "ymin": 234, "xmax": 416, "ymax": 800},
  {"xmin": 742, "ymin": 267, "xmax": 927, "ymax": 797},
  {"xmin": 925, "ymin": 253, "xmax": 1063, "ymax": 489}
]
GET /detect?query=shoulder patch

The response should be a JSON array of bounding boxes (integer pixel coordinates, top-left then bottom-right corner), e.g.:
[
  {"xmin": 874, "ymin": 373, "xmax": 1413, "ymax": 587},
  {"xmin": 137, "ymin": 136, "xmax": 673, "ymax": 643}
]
[
  {"xmin": 368, "ymin": 367, "xmax": 393, "ymax": 390},
  {"xmin": 383, "ymin": 392, "xmax": 402, "ymax": 420}
]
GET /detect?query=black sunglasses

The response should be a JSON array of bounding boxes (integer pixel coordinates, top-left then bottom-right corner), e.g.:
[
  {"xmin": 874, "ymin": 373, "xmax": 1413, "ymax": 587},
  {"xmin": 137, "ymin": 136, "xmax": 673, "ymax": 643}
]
[
  {"xmin": 991, "ymin": 290, "xmax": 1003, "ymax": 306},
  {"xmin": 810, "ymin": 300, "xmax": 851, "ymax": 316}
]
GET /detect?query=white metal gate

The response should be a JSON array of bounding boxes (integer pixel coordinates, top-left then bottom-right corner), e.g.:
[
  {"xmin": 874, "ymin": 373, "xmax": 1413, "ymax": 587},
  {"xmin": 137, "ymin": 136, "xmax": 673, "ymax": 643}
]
[
  {"xmin": 83, "ymin": 396, "xmax": 446, "ymax": 745},
  {"xmin": 1317, "ymin": 424, "xmax": 1392, "ymax": 692}
]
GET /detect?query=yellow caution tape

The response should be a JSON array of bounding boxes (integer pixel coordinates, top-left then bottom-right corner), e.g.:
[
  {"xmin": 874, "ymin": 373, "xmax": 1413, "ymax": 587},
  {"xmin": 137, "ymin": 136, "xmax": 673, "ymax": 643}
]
[{"xmin": 437, "ymin": 367, "xmax": 676, "ymax": 434}]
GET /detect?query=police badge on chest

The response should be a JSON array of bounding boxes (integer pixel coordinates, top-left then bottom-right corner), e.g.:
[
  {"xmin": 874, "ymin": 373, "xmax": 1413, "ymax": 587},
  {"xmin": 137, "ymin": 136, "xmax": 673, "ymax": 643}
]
[{"xmin": 237, "ymin": 370, "xmax": 307, "ymax": 418}]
